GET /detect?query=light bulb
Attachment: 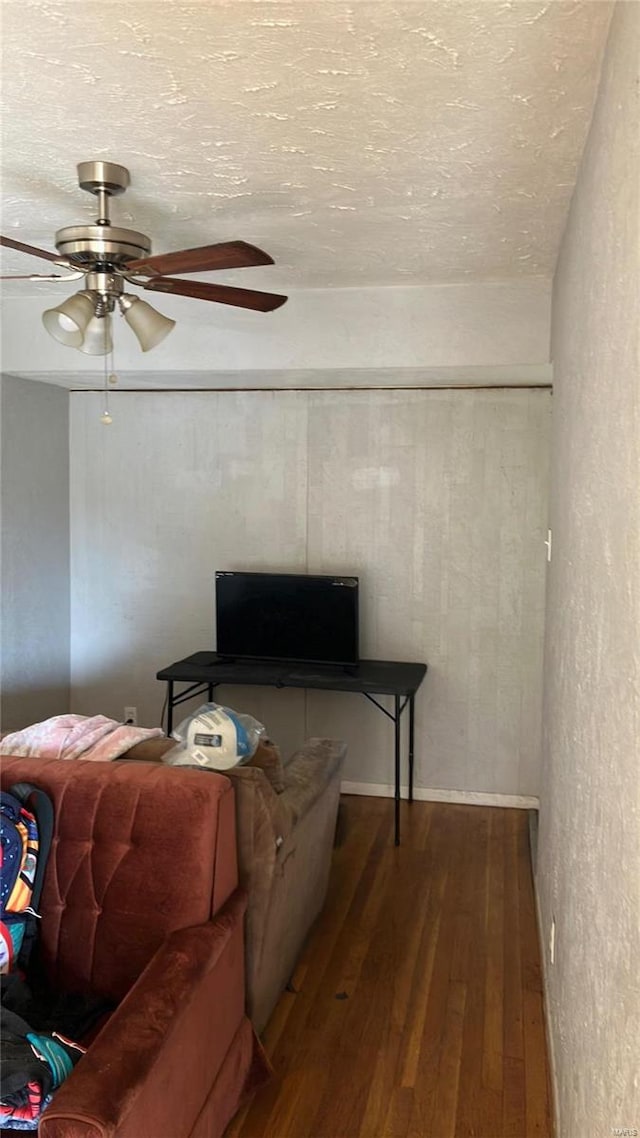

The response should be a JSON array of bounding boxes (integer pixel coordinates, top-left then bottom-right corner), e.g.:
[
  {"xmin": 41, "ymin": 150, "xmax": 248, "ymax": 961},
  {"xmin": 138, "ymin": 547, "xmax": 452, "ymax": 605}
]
[{"xmin": 100, "ymin": 410, "xmax": 113, "ymax": 425}]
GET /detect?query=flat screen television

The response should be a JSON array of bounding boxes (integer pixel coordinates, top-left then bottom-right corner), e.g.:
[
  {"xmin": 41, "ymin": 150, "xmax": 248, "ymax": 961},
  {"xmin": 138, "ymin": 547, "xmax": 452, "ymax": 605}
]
[{"xmin": 215, "ymin": 571, "xmax": 359, "ymax": 667}]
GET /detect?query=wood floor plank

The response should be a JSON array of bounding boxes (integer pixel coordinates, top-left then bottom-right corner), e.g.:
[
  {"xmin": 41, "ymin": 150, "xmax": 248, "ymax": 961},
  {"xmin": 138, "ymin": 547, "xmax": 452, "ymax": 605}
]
[
  {"xmin": 228, "ymin": 798, "xmax": 554, "ymax": 1138},
  {"xmin": 380, "ymin": 1087, "xmax": 414, "ymax": 1138},
  {"xmin": 482, "ymin": 809, "xmax": 505, "ymax": 1095},
  {"xmin": 503, "ymin": 811, "xmax": 525, "ymax": 1062},
  {"xmin": 312, "ymin": 822, "xmax": 439, "ymax": 1137},
  {"xmin": 398, "ymin": 879, "xmax": 445, "ymax": 1089},
  {"xmin": 397, "ymin": 807, "xmax": 457, "ymax": 1090},
  {"xmin": 455, "ymin": 809, "xmax": 491, "ymax": 1137},
  {"xmin": 406, "ymin": 797, "xmax": 435, "ymax": 852},
  {"xmin": 406, "ymin": 810, "xmax": 470, "ymax": 1137},
  {"xmin": 429, "ymin": 979, "xmax": 467, "ymax": 1138},
  {"xmin": 305, "ymin": 838, "xmax": 400, "ymax": 1136},
  {"xmin": 358, "ymin": 849, "xmax": 432, "ymax": 1136},
  {"xmin": 503, "ymin": 1055, "xmax": 527, "ymax": 1138}
]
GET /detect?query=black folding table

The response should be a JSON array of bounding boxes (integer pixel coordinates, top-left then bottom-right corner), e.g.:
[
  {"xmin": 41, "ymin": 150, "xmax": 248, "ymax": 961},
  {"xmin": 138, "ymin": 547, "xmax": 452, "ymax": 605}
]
[{"xmin": 157, "ymin": 652, "xmax": 427, "ymax": 845}]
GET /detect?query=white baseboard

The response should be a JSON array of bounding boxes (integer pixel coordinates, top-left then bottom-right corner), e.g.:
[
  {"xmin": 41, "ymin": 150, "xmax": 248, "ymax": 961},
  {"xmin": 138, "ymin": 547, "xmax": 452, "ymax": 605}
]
[{"xmin": 340, "ymin": 780, "xmax": 539, "ymax": 810}]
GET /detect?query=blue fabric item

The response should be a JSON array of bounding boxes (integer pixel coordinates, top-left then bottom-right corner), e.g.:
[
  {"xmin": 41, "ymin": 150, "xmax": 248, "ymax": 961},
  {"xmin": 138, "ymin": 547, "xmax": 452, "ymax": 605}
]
[
  {"xmin": 5, "ymin": 918, "xmax": 26, "ymax": 956},
  {"xmin": 0, "ymin": 793, "xmax": 25, "ymax": 913},
  {"xmin": 1, "ymin": 783, "xmax": 54, "ymax": 974},
  {"xmin": 26, "ymin": 1034, "xmax": 74, "ymax": 1089},
  {"xmin": 0, "ymin": 1095, "xmax": 52, "ymax": 1131}
]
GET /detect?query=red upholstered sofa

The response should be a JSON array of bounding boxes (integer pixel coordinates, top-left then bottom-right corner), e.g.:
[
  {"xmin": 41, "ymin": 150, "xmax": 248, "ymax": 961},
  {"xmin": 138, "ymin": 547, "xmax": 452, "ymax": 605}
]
[{"xmin": 0, "ymin": 756, "xmax": 269, "ymax": 1138}]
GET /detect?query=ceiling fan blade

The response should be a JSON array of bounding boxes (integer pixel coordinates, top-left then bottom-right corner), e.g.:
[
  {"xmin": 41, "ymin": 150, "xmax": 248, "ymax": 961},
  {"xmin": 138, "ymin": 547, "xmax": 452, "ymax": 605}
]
[
  {"xmin": 0, "ymin": 273, "xmax": 70, "ymax": 280},
  {"xmin": 1, "ymin": 235, "xmax": 64, "ymax": 264},
  {"xmin": 127, "ymin": 241, "xmax": 275, "ymax": 277},
  {"xmin": 143, "ymin": 277, "xmax": 288, "ymax": 312}
]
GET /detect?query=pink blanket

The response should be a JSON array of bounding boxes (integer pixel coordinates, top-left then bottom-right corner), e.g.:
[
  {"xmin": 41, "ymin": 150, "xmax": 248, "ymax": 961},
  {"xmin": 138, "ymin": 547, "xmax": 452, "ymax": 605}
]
[{"xmin": 0, "ymin": 715, "xmax": 164, "ymax": 762}]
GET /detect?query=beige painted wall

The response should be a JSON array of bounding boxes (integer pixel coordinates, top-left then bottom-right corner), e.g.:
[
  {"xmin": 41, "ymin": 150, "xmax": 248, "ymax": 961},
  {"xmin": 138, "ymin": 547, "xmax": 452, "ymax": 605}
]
[
  {"xmin": 70, "ymin": 386, "xmax": 550, "ymax": 797},
  {"xmin": 537, "ymin": 3, "xmax": 640, "ymax": 1134},
  {"xmin": 0, "ymin": 375, "xmax": 70, "ymax": 731}
]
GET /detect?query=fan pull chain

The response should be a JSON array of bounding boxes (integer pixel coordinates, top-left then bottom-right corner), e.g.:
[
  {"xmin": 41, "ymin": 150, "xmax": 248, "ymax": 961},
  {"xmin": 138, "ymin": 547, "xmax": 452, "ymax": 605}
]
[
  {"xmin": 108, "ymin": 339, "xmax": 118, "ymax": 391},
  {"xmin": 100, "ymin": 316, "xmax": 112, "ymax": 425}
]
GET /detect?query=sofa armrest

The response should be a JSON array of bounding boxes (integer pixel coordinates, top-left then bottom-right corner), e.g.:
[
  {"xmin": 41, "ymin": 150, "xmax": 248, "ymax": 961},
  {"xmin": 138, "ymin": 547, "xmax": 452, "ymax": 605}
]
[
  {"xmin": 39, "ymin": 890, "xmax": 250, "ymax": 1138},
  {"xmin": 278, "ymin": 737, "xmax": 347, "ymax": 829}
]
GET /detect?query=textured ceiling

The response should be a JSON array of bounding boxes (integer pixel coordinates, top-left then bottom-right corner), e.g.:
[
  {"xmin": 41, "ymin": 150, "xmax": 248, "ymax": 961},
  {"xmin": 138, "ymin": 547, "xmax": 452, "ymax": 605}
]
[{"xmin": 1, "ymin": 0, "xmax": 612, "ymax": 291}]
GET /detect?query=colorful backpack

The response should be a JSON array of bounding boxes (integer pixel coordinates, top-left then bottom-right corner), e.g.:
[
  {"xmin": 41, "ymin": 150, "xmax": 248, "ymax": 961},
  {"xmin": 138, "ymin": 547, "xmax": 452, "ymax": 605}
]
[{"xmin": 0, "ymin": 784, "xmax": 54, "ymax": 975}]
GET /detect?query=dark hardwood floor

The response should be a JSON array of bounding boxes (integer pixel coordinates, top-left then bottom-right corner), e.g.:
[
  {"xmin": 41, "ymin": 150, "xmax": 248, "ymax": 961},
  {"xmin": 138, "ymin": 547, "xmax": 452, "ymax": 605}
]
[{"xmin": 227, "ymin": 796, "xmax": 554, "ymax": 1138}]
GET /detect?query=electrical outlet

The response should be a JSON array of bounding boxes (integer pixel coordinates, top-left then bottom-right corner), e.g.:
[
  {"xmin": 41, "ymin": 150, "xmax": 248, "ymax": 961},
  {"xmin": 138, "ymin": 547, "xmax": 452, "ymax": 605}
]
[
  {"xmin": 549, "ymin": 917, "xmax": 556, "ymax": 965},
  {"xmin": 124, "ymin": 706, "xmax": 137, "ymax": 726}
]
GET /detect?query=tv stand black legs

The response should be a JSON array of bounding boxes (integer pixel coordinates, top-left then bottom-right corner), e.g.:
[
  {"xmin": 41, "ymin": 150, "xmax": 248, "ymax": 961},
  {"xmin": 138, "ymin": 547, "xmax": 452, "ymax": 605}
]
[
  {"xmin": 409, "ymin": 694, "xmax": 415, "ymax": 804},
  {"xmin": 395, "ymin": 696, "xmax": 401, "ymax": 846},
  {"xmin": 363, "ymin": 690, "xmax": 414, "ymax": 844},
  {"xmin": 165, "ymin": 679, "xmax": 219, "ymax": 734}
]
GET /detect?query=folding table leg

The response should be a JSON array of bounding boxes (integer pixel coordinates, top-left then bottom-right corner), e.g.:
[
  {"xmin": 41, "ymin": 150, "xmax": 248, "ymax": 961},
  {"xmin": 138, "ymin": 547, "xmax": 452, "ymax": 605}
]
[
  {"xmin": 394, "ymin": 695, "xmax": 401, "ymax": 846},
  {"xmin": 167, "ymin": 682, "xmax": 174, "ymax": 735},
  {"xmin": 409, "ymin": 694, "xmax": 415, "ymax": 803}
]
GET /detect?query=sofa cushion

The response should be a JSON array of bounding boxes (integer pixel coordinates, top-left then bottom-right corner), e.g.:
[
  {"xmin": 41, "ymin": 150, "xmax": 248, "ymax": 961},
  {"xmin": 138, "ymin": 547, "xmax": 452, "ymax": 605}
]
[
  {"xmin": 245, "ymin": 739, "xmax": 285, "ymax": 793},
  {"xmin": 121, "ymin": 737, "xmax": 175, "ymax": 763},
  {"xmin": 276, "ymin": 738, "xmax": 346, "ymax": 832}
]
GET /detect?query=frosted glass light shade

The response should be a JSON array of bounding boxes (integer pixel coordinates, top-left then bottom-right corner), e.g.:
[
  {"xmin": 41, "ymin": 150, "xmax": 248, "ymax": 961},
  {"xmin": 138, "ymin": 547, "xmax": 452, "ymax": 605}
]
[
  {"xmin": 123, "ymin": 297, "xmax": 175, "ymax": 351},
  {"xmin": 78, "ymin": 314, "xmax": 113, "ymax": 355},
  {"xmin": 42, "ymin": 291, "xmax": 94, "ymax": 347}
]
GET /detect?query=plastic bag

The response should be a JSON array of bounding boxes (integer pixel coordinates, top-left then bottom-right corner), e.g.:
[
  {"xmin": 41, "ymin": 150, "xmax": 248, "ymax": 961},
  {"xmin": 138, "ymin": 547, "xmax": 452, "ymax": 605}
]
[{"xmin": 163, "ymin": 702, "xmax": 266, "ymax": 771}]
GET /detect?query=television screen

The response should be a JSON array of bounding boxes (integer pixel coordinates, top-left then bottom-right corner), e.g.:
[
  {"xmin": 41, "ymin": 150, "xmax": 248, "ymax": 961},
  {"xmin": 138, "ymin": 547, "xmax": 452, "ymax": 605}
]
[{"xmin": 215, "ymin": 571, "xmax": 359, "ymax": 666}]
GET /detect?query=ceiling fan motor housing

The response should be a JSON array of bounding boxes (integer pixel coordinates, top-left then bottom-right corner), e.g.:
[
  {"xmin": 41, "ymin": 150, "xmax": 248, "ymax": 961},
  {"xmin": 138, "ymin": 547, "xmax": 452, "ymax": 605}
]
[{"xmin": 54, "ymin": 224, "xmax": 152, "ymax": 269}]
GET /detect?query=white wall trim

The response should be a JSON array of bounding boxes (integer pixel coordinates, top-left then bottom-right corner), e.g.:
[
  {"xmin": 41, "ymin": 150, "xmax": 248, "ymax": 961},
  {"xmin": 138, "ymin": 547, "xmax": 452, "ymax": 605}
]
[
  {"xmin": 341, "ymin": 781, "xmax": 539, "ymax": 810},
  {"xmin": 14, "ymin": 363, "xmax": 553, "ymax": 391}
]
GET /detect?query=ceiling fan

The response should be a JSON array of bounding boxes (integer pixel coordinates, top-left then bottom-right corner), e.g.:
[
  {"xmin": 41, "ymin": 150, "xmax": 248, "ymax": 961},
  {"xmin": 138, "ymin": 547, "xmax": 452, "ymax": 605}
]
[{"xmin": 0, "ymin": 161, "xmax": 288, "ymax": 354}]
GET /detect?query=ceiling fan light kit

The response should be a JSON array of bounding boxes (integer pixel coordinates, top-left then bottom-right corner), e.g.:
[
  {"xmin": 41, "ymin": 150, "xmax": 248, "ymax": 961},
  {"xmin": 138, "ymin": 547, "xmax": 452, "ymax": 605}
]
[
  {"xmin": 42, "ymin": 290, "xmax": 95, "ymax": 347},
  {"xmin": 119, "ymin": 295, "xmax": 176, "ymax": 352},
  {"xmin": 78, "ymin": 313, "xmax": 114, "ymax": 356},
  {"xmin": 2, "ymin": 159, "xmax": 288, "ymax": 359}
]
